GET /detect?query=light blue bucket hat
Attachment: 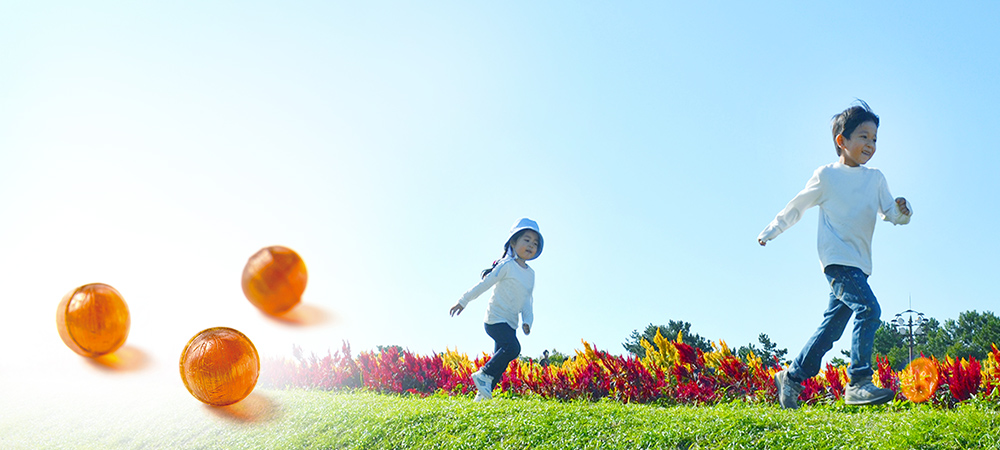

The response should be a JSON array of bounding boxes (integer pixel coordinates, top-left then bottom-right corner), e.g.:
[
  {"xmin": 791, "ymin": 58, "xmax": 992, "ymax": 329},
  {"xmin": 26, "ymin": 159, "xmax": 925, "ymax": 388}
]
[{"xmin": 506, "ymin": 218, "xmax": 543, "ymax": 260}]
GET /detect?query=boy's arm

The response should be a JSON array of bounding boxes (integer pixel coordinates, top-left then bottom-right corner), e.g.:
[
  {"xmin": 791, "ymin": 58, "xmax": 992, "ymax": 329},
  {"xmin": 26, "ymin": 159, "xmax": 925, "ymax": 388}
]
[
  {"xmin": 758, "ymin": 170, "xmax": 824, "ymax": 245},
  {"xmin": 877, "ymin": 173, "xmax": 912, "ymax": 225}
]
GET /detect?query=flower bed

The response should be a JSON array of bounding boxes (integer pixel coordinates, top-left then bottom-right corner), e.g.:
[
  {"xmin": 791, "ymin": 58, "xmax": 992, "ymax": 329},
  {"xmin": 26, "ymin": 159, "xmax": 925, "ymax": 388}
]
[{"xmin": 261, "ymin": 332, "xmax": 1000, "ymax": 407}]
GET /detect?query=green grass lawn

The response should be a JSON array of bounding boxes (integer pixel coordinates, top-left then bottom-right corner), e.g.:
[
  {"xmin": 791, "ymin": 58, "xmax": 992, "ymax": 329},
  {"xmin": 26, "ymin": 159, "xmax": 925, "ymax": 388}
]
[{"xmin": 4, "ymin": 390, "xmax": 1000, "ymax": 449}]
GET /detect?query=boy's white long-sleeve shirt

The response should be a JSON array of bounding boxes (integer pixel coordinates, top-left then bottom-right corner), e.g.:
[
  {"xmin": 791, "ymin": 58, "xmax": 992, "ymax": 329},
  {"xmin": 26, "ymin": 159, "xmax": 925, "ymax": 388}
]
[
  {"xmin": 458, "ymin": 258, "xmax": 534, "ymax": 330},
  {"xmin": 758, "ymin": 162, "xmax": 911, "ymax": 275}
]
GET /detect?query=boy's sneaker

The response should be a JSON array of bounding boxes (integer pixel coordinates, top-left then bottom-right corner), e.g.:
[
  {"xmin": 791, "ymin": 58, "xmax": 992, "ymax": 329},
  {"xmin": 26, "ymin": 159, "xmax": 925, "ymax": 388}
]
[
  {"xmin": 774, "ymin": 370, "xmax": 803, "ymax": 409},
  {"xmin": 844, "ymin": 379, "xmax": 894, "ymax": 405},
  {"xmin": 470, "ymin": 370, "xmax": 493, "ymax": 400},
  {"xmin": 473, "ymin": 392, "xmax": 487, "ymax": 402}
]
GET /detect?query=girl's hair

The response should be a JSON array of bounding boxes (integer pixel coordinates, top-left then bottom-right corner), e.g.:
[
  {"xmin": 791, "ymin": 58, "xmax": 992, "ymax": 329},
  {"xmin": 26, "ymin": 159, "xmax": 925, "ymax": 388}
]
[{"xmin": 480, "ymin": 230, "xmax": 527, "ymax": 279}]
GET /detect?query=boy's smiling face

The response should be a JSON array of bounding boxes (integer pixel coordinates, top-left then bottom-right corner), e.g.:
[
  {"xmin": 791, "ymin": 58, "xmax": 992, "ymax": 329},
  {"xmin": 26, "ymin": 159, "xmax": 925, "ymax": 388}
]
[{"xmin": 837, "ymin": 120, "xmax": 878, "ymax": 167}]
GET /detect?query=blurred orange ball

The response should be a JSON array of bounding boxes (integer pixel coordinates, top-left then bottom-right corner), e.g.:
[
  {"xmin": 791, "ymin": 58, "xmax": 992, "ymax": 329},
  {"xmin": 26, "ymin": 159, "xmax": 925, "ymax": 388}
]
[
  {"xmin": 179, "ymin": 327, "xmax": 259, "ymax": 406},
  {"xmin": 241, "ymin": 246, "xmax": 307, "ymax": 315},
  {"xmin": 900, "ymin": 357, "xmax": 939, "ymax": 403},
  {"xmin": 56, "ymin": 283, "xmax": 131, "ymax": 357}
]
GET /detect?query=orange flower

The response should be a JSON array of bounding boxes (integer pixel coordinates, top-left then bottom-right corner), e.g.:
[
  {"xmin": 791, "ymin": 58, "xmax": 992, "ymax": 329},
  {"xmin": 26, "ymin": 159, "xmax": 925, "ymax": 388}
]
[{"xmin": 900, "ymin": 357, "xmax": 939, "ymax": 403}]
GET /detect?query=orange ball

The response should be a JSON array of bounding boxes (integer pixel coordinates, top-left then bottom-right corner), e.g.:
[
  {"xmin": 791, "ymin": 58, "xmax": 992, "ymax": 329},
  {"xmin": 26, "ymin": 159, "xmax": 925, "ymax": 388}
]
[
  {"xmin": 241, "ymin": 246, "xmax": 307, "ymax": 315},
  {"xmin": 179, "ymin": 327, "xmax": 260, "ymax": 406},
  {"xmin": 56, "ymin": 283, "xmax": 131, "ymax": 357}
]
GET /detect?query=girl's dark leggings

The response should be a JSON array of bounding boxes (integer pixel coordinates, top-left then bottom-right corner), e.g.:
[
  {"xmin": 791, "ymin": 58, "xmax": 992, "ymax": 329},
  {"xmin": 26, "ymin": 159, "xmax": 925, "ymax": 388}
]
[{"xmin": 482, "ymin": 322, "xmax": 520, "ymax": 388}]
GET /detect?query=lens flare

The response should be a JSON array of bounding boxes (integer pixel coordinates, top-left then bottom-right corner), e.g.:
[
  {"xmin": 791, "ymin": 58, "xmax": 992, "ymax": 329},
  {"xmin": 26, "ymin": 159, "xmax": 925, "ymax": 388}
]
[{"xmin": 900, "ymin": 357, "xmax": 939, "ymax": 403}]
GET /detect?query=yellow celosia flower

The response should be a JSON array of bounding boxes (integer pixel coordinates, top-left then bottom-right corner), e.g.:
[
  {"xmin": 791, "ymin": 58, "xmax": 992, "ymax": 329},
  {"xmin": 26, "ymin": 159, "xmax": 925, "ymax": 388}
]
[
  {"xmin": 744, "ymin": 349, "xmax": 762, "ymax": 371},
  {"xmin": 581, "ymin": 340, "xmax": 598, "ymax": 362},
  {"xmin": 703, "ymin": 340, "xmax": 733, "ymax": 370},
  {"xmin": 639, "ymin": 328, "xmax": 681, "ymax": 371},
  {"xmin": 441, "ymin": 347, "xmax": 475, "ymax": 374},
  {"xmin": 983, "ymin": 344, "xmax": 1000, "ymax": 389},
  {"xmin": 835, "ymin": 365, "xmax": 849, "ymax": 386}
]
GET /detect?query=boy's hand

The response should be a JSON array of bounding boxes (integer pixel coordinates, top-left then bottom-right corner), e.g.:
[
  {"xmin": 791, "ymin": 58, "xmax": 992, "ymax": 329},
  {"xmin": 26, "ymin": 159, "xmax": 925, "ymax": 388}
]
[
  {"xmin": 449, "ymin": 304, "xmax": 464, "ymax": 317},
  {"xmin": 758, "ymin": 239, "xmax": 767, "ymax": 247},
  {"xmin": 896, "ymin": 197, "xmax": 911, "ymax": 216},
  {"xmin": 522, "ymin": 324, "xmax": 531, "ymax": 335}
]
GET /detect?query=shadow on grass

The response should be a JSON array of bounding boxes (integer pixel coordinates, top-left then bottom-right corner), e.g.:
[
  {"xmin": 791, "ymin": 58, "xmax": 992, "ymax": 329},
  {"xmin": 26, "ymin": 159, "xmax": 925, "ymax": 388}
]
[
  {"xmin": 207, "ymin": 392, "xmax": 283, "ymax": 424},
  {"xmin": 87, "ymin": 345, "xmax": 150, "ymax": 372}
]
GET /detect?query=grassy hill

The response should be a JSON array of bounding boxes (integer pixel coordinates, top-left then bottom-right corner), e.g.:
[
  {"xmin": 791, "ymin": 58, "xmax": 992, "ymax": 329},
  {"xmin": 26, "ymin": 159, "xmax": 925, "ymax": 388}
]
[{"xmin": 6, "ymin": 390, "xmax": 997, "ymax": 449}]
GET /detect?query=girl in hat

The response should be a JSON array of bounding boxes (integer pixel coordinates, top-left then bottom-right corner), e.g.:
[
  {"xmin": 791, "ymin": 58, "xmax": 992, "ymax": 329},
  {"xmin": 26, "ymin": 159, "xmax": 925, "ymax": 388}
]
[{"xmin": 449, "ymin": 218, "xmax": 543, "ymax": 401}]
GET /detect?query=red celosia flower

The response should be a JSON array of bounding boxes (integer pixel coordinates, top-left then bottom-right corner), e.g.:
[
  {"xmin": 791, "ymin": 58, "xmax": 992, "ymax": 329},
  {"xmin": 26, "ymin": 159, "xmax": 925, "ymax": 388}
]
[
  {"xmin": 258, "ymin": 340, "xmax": 1000, "ymax": 407},
  {"xmin": 876, "ymin": 356, "xmax": 900, "ymax": 394},
  {"xmin": 674, "ymin": 342, "xmax": 698, "ymax": 365},
  {"xmin": 823, "ymin": 363, "xmax": 845, "ymax": 400},
  {"xmin": 942, "ymin": 357, "xmax": 981, "ymax": 402}
]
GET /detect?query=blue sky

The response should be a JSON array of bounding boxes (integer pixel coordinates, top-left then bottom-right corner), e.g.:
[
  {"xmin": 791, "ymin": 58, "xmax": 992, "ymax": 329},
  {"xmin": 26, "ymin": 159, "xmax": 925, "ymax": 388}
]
[{"xmin": 1, "ymin": 2, "xmax": 998, "ymax": 422}]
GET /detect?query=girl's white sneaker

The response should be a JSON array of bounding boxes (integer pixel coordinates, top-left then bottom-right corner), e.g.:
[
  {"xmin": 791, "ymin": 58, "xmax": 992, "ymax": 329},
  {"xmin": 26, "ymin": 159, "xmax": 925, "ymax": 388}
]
[{"xmin": 470, "ymin": 370, "xmax": 493, "ymax": 400}]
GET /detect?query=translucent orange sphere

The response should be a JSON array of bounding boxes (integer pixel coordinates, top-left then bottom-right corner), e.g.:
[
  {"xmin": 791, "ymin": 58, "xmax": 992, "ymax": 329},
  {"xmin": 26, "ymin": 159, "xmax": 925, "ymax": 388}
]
[
  {"xmin": 56, "ymin": 283, "xmax": 131, "ymax": 357},
  {"xmin": 241, "ymin": 246, "xmax": 307, "ymax": 315},
  {"xmin": 900, "ymin": 357, "xmax": 939, "ymax": 403},
  {"xmin": 179, "ymin": 327, "xmax": 260, "ymax": 406}
]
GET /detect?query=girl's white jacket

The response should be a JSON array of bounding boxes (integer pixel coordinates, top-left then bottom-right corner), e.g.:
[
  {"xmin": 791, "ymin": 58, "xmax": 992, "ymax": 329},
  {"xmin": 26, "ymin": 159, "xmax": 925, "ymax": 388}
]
[{"xmin": 458, "ymin": 258, "xmax": 534, "ymax": 331}]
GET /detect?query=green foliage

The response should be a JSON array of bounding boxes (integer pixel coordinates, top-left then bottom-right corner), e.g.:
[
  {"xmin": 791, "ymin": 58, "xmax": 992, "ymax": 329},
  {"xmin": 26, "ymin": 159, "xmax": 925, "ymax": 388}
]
[
  {"xmin": 736, "ymin": 333, "xmax": 789, "ymax": 367},
  {"xmin": 874, "ymin": 311, "xmax": 1000, "ymax": 369},
  {"xmin": 376, "ymin": 344, "xmax": 404, "ymax": 354},
  {"xmin": 6, "ymin": 389, "xmax": 1000, "ymax": 448},
  {"xmin": 519, "ymin": 348, "xmax": 569, "ymax": 366},
  {"xmin": 940, "ymin": 310, "xmax": 1000, "ymax": 361},
  {"xmin": 184, "ymin": 391, "xmax": 1000, "ymax": 449},
  {"xmin": 921, "ymin": 317, "xmax": 951, "ymax": 358},
  {"xmin": 543, "ymin": 348, "xmax": 569, "ymax": 366},
  {"xmin": 873, "ymin": 320, "xmax": 927, "ymax": 369},
  {"xmin": 623, "ymin": 321, "xmax": 712, "ymax": 357}
]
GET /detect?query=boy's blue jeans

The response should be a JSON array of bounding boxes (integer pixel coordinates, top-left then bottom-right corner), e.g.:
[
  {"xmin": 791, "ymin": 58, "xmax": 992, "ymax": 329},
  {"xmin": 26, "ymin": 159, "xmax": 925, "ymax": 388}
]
[
  {"xmin": 482, "ymin": 322, "xmax": 521, "ymax": 389},
  {"xmin": 787, "ymin": 264, "xmax": 881, "ymax": 385}
]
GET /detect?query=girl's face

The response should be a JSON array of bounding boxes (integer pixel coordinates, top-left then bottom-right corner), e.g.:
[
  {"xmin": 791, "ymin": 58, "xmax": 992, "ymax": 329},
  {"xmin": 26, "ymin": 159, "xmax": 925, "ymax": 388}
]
[{"xmin": 511, "ymin": 230, "xmax": 540, "ymax": 261}]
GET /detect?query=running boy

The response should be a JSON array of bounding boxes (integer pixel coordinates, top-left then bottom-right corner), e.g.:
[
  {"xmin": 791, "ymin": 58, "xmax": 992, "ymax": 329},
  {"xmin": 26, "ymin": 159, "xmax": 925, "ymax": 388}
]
[{"xmin": 758, "ymin": 101, "xmax": 912, "ymax": 409}]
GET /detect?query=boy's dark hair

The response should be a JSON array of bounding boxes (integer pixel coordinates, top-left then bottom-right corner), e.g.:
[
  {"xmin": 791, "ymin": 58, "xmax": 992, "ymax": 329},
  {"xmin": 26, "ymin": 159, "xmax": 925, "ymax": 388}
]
[
  {"xmin": 480, "ymin": 229, "xmax": 528, "ymax": 279},
  {"xmin": 831, "ymin": 100, "xmax": 879, "ymax": 156}
]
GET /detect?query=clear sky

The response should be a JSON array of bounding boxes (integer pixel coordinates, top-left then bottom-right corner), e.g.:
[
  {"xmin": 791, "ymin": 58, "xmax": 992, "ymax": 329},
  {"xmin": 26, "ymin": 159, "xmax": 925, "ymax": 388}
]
[{"xmin": 1, "ymin": 1, "xmax": 998, "ymax": 432}]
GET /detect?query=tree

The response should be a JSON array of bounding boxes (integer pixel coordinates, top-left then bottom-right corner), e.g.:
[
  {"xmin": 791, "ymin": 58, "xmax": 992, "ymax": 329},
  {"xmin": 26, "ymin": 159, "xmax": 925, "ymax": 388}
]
[
  {"xmin": 919, "ymin": 317, "xmax": 949, "ymax": 358},
  {"xmin": 829, "ymin": 349, "xmax": 849, "ymax": 368},
  {"xmin": 519, "ymin": 348, "xmax": 570, "ymax": 366},
  {"xmin": 543, "ymin": 349, "xmax": 569, "ymax": 367},
  {"xmin": 874, "ymin": 317, "xmax": 940, "ymax": 370},
  {"xmin": 736, "ymin": 333, "xmax": 788, "ymax": 368},
  {"xmin": 623, "ymin": 321, "xmax": 713, "ymax": 358},
  {"xmin": 873, "ymin": 311, "xmax": 1000, "ymax": 370},
  {"xmin": 376, "ymin": 344, "xmax": 404, "ymax": 354},
  {"xmin": 938, "ymin": 310, "xmax": 1000, "ymax": 361}
]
